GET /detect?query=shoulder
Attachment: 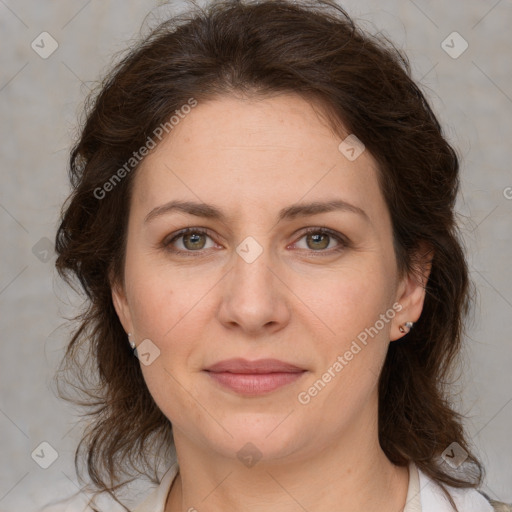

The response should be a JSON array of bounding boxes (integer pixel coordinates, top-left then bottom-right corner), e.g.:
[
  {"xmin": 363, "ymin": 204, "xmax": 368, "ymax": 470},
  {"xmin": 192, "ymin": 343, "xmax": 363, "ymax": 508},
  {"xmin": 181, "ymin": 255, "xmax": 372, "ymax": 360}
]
[
  {"xmin": 36, "ymin": 463, "xmax": 178, "ymax": 512},
  {"xmin": 485, "ymin": 497, "xmax": 512, "ymax": 512},
  {"xmin": 417, "ymin": 466, "xmax": 511, "ymax": 512},
  {"xmin": 37, "ymin": 491, "xmax": 127, "ymax": 512},
  {"xmin": 133, "ymin": 462, "xmax": 180, "ymax": 512}
]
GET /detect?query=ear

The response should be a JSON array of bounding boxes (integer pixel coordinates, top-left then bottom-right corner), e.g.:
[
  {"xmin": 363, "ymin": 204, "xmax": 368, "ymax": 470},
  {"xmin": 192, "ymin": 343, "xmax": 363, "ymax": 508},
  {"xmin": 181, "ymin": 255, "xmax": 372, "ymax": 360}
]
[
  {"xmin": 390, "ymin": 241, "xmax": 434, "ymax": 341},
  {"xmin": 110, "ymin": 274, "xmax": 134, "ymax": 335}
]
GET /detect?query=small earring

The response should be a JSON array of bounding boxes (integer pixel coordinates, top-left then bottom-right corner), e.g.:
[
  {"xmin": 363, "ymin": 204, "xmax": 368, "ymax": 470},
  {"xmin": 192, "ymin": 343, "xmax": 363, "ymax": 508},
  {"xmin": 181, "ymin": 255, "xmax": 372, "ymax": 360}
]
[
  {"xmin": 399, "ymin": 321, "xmax": 414, "ymax": 334},
  {"xmin": 127, "ymin": 332, "xmax": 135, "ymax": 349}
]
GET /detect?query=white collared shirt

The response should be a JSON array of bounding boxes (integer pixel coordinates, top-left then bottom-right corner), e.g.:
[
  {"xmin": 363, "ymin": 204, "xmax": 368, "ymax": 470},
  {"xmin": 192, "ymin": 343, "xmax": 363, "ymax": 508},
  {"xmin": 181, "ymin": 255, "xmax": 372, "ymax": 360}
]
[{"xmin": 133, "ymin": 461, "xmax": 494, "ymax": 512}]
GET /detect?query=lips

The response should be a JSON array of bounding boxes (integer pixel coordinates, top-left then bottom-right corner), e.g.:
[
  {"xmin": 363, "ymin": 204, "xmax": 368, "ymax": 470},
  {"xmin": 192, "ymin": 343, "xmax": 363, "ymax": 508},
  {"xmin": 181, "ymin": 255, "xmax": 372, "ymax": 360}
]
[
  {"xmin": 206, "ymin": 358, "xmax": 305, "ymax": 374},
  {"xmin": 204, "ymin": 358, "xmax": 306, "ymax": 395}
]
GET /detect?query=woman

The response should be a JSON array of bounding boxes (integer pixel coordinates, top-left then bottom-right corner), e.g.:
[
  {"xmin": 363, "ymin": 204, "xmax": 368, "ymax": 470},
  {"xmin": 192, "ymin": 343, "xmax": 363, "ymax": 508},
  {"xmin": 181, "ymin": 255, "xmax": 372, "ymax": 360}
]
[{"xmin": 51, "ymin": 0, "xmax": 511, "ymax": 511}]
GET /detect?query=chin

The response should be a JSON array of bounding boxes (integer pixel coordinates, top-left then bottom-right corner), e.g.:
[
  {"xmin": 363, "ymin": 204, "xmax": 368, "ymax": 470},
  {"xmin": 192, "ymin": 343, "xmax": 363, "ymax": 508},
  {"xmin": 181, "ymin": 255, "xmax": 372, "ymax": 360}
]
[{"xmin": 203, "ymin": 413, "xmax": 307, "ymax": 464}]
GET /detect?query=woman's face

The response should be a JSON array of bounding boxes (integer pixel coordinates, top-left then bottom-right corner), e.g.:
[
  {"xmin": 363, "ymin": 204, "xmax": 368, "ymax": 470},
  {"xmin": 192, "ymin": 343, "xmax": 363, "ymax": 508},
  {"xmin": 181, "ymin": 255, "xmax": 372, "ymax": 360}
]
[{"xmin": 112, "ymin": 93, "xmax": 426, "ymax": 464}]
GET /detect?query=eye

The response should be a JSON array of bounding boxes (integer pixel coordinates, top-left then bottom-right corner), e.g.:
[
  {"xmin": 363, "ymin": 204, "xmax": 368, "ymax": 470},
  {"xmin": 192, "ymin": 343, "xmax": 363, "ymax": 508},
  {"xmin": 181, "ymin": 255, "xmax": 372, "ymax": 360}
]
[
  {"xmin": 162, "ymin": 226, "xmax": 348, "ymax": 256},
  {"xmin": 291, "ymin": 228, "xmax": 347, "ymax": 253},
  {"xmin": 163, "ymin": 228, "xmax": 217, "ymax": 253}
]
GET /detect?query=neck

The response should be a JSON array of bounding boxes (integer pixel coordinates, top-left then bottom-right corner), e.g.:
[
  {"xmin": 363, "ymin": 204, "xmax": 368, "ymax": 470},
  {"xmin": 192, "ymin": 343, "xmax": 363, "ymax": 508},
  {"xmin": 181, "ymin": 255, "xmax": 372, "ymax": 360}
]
[{"xmin": 165, "ymin": 402, "xmax": 409, "ymax": 511}]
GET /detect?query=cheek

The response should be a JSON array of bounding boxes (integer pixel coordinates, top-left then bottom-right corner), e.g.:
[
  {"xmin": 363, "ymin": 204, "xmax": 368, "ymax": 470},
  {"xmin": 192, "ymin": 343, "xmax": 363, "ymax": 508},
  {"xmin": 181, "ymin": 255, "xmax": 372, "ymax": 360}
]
[
  {"xmin": 124, "ymin": 266, "xmax": 201, "ymax": 428},
  {"xmin": 293, "ymin": 259, "xmax": 396, "ymax": 406},
  {"xmin": 122, "ymin": 253, "xmax": 209, "ymax": 393},
  {"xmin": 296, "ymin": 294, "xmax": 392, "ymax": 433},
  {"xmin": 123, "ymin": 250, "xmax": 194, "ymax": 338},
  {"xmin": 295, "ymin": 261, "xmax": 396, "ymax": 344}
]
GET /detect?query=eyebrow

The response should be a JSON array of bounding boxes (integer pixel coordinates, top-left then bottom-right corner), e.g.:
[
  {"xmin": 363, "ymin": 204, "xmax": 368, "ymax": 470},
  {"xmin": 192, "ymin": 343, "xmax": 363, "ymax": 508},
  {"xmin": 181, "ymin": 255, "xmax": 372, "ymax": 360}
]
[{"xmin": 144, "ymin": 199, "xmax": 370, "ymax": 224}]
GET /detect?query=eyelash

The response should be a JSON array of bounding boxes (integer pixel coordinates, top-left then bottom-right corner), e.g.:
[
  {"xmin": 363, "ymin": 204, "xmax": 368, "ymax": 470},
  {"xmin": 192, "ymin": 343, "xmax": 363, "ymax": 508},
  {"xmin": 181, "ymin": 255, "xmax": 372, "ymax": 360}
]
[{"xmin": 161, "ymin": 226, "xmax": 349, "ymax": 256}]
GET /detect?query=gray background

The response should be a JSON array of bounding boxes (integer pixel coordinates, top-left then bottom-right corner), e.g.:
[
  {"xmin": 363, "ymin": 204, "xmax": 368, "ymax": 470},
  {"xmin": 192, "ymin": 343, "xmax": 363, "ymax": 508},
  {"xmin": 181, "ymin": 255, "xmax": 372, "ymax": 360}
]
[{"xmin": 1, "ymin": 1, "xmax": 511, "ymax": 510}]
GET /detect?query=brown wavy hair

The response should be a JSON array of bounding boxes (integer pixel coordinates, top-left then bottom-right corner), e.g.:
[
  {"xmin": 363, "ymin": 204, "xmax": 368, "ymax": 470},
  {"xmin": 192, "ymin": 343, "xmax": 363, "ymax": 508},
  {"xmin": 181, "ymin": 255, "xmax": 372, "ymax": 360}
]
[{"xmin": 55, "ymin": 0, "xmax": 483, "ymax": 509}]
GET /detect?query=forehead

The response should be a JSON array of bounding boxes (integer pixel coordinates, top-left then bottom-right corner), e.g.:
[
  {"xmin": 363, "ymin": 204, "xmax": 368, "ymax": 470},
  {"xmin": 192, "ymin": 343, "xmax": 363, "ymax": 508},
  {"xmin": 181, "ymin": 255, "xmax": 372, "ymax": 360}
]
[{"xmin": 131, "ymin": 93, "xmax": 386, "ymax": 225}]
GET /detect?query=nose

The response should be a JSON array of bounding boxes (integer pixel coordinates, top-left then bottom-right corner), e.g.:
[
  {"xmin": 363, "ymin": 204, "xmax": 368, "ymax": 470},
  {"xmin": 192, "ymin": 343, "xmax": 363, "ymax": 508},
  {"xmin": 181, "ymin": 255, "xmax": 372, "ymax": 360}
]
[{"xmin": 216, "ymin": 245, "xmax": 291, "ymax": 336}]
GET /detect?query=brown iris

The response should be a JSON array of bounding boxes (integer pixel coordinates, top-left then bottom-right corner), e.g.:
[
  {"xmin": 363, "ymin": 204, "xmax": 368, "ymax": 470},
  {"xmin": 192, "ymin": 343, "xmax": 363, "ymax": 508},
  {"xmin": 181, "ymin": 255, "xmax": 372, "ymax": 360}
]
[
  {"xmin": 182, "ymin": 232, "xmax": 207, "ymax": 250},
  {"xmin": 306, "ymin": 232, "xmax": 330, "ymax": 250}
]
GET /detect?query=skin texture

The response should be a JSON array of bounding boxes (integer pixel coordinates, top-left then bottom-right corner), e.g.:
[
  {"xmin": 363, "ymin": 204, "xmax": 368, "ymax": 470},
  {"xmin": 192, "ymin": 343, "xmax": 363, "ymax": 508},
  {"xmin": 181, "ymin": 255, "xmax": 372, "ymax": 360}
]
[{"xmin": 112, "ymin": 93, "xmax": 431, "ymax": 511}]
